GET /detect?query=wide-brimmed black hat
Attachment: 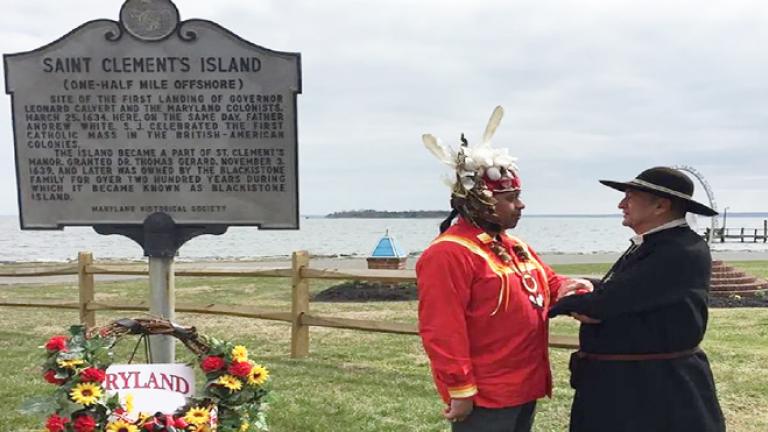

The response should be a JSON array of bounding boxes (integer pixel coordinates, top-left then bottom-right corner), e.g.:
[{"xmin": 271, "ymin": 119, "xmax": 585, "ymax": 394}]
[{"xmin": 600, "ymin": 166, "xmax": 718, "ymax": 216}]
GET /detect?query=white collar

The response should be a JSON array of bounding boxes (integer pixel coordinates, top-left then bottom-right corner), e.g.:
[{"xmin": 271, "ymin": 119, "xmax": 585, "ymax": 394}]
[{"xmin": 630, "ymin": 218, "xmax": 688, "ymax": 246}]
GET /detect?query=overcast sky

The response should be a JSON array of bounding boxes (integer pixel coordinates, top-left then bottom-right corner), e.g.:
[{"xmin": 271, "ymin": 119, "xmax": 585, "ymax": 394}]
[{"xmin": 2, "ymin": 0, "xmax": 767, "ymax": 217}]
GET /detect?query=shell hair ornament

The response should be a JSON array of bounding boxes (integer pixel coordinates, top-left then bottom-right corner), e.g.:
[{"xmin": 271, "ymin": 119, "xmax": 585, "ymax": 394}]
[{"xmin": 422, "ymin": 105, "xmax": 521, "ymax": 200}]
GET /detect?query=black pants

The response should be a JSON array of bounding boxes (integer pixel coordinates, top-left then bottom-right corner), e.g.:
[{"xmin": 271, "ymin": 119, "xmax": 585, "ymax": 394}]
[{"xmin": 452, "ymin": 401, "xmax": 537, "ymax": 432}]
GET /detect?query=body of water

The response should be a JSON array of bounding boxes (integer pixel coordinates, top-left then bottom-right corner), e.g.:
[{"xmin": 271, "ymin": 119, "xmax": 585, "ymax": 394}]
[{"xmin": 1, "ymin": 214, "xmax": 767, "ymax": 263}]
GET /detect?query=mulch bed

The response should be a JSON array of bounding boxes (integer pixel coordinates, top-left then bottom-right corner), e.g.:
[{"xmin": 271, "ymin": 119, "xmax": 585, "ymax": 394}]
[
  {"xmin": 313, "ymin": 281, "xmax": 417, "ymax": 302},
  {"xmin": 709, "ymin": 294, "xmax": 768, "ymax": 308},
  {"xmin": 314, "ymin": 281, "xmax": 768, "ymax": 308}
]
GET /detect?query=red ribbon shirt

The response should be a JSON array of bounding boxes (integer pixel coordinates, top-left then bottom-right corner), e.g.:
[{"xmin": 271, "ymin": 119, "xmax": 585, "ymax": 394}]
[{"xmin": 417, "ymin": 218, "xmax": 566, "ymax": 408}]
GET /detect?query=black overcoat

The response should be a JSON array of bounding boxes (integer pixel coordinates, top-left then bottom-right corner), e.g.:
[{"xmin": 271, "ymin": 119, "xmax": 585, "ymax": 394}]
[{"xmin": 549, "ymin": 226, "xmax": 725, "ymax": 432}]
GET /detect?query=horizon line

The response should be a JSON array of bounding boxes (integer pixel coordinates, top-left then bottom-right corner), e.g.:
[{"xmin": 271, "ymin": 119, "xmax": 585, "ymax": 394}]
[{"xmin": 1, "ymin": 212, "xmax": 766, "ymax": 218}]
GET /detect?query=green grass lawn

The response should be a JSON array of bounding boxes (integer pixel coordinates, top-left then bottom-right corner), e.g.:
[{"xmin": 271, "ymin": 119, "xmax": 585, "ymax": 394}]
[
  {"xmin": 0, "ymin": 261, "xmax": 766, "ymax": 431},
  {"xmin": 725, "ymin": 261, "xmax": 768, "ymax": 278}
]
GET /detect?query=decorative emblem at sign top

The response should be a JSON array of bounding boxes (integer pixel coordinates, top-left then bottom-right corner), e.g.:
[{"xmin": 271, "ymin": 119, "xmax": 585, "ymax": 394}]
[
  {"xmin": 119, "ymin": 0, "xmax": 180, "ymax": 41},
  {"xmin": 177, "ymin": 21, "xmax": 199, "ymax": 42},
  {"xmin": 103, "ymin": 21, "xmax": 124, "ymax": 42}
]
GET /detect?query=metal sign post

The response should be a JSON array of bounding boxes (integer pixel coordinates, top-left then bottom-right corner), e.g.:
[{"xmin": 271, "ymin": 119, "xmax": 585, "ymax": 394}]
[
  {"xmin": 148, "ymin": 256, "xmax": 175, "ymax": 362},
  {"xmin": 95, "ymin": 213, "xmax": 226, "ymax": 362}
]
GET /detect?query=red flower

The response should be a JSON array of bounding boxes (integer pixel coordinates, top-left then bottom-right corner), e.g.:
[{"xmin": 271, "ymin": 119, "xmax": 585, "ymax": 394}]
[
  {"xmin": 142, "ymin": 413, "xmax": 182, "ymax": 430},
  {"xmin": 201, "ymin": 355, "xmax": 226, "ymax": 372},
  {"xmin": 45, "ymin": 414, "xmax": 69, "ymax": 432},
  {"xmin": 43, "ymin": 369, "xmax": 66, "ymax": 385},
  {"xmin": 45, "ymin": 335, "xmax": 68, "ymax": 352},
  {"xmin": 80, "ymin": 367, "xmax": 106, "ymax": 383},
  {"xmin": 73, "ymin": 414, "xmax": 97, "ymax": 432},
  {"xmin": 228, "ymin": 360, "xmax": 253, "ymax": 377}
]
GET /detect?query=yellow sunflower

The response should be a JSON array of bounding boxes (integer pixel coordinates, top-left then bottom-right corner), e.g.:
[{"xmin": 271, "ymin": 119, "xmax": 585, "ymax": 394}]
[
  {"xmin": 184, "ymin": 406, "xmax": 211, "ymax": 426},
  {"xmin": 231, "ymin": 345, "xmax": 248, "ymax": 362},
  {"xmin": 247, "ymin": 364, "xmax": 270, "ymax": 386},
  {"xmin": 70, "ymin": 382, "xmax": 102, "ymax": 406},
  {"xmin": 137, "ymin": 412, "xmax": 151, "ymax": 423},
  {"xmin": 57, "ymin": 358, "xmax": 85, "ymax": 369},
  {"xmin": 124, "ymin": 393, "xmax": 134, "ymax": 413},
  {"xmin": 105, "ymin": 419, "xmax": 139, "ymax": 432},
  {"xmin": 217, "ymin": 374, "xmax": 243, "ymax": 392},
  {"xmin": 239, "ymin": 420, "xmax": 250, "ymax": 432}
]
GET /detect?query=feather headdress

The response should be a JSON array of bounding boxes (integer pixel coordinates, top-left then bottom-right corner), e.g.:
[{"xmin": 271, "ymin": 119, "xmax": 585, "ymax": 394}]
[{"xmin": 422, "ymin": 106, "xmax": 520, "ymax": 197}]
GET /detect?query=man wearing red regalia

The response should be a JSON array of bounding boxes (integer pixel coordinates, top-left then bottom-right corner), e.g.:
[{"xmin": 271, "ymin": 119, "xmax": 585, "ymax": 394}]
[{"xmin": 417, "ymin": 106, "xmax": 592, "ymax": 432}]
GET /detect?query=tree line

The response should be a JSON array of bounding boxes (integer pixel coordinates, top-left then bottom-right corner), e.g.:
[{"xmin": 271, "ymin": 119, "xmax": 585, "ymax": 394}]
[{"xmin": 325, "ymin": 209, "xmax": 450, "ymax": 218}]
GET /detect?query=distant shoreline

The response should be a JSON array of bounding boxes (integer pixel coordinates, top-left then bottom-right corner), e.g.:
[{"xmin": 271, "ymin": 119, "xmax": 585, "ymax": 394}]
[
  {"xmin": 320, "ymin": 213, "xmax": 626, "ymax": 219},
  {"xmin": 316, "ymin": 212, "xmax": 768, "ymax": 219},
  {"xmin": 1, "ymin": 213, "xmax": 766, "ymax": 219}
]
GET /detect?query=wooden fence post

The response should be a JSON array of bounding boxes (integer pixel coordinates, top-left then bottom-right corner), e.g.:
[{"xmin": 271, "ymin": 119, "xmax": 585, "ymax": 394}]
[
  {"xmin": 78, "ymin": 251, "xmax": 95, "ymax": 328},
  {"xmin": 291, "ymin": 250, "xmax": 310, "ymax": 358}
]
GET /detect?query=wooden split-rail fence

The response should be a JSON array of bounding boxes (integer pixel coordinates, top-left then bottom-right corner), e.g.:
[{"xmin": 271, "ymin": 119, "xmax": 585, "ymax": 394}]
[{"xmin": 0, "ymin": 250, "xmax": 579, "ymax": 358}]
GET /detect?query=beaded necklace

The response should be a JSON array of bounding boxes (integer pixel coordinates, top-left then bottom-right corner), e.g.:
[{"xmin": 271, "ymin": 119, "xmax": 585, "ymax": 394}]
[
  {"xmin": 486, "ymin": 234, "xmax": 543, "ymax": 308},
  {"xmin": 510, "ymin": 244, "xmax": 544, "ymax": 308}
]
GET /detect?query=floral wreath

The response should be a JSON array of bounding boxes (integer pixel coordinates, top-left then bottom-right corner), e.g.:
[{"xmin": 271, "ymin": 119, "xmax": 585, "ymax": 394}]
[{"xmin": 31, "ymin": 318, "xmax": 270, "ymax": 432}]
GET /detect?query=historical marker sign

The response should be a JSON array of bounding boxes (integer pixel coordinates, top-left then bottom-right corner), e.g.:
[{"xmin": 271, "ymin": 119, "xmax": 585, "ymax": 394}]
[{"xmin": 4, "ymin": 0, "xmax": 301, "ymax": 229}]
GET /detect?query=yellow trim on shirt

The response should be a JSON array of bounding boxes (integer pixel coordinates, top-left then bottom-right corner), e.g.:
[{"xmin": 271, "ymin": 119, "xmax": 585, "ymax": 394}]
[
  {"xmin": 448, "ymin": 384, "xmax": 478, "ymax": 399},
  {"xmin": 432, "ymin": 235, "xmax": 513, "ymax": 315},
  {"xmin": 432, "ymin": 233, "xmax": 553, "ymax": 313}
]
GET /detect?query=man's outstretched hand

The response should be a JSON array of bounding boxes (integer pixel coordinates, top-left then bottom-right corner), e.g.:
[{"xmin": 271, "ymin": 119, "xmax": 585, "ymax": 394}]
[
  {"xmin": 570, "ymin": 312, "xmax": 601, "ymax": 324},
  {"xmin": 557, "ymin": 278, "xmax": 594, "ymax": 301},
  {"xmin": 444, "ymin": 397, "xmax": 474, "ymax": 423}
]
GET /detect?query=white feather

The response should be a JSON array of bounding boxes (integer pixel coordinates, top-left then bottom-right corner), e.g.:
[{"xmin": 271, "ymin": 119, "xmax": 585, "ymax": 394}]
[
  {"xmin": 471, "ymin": 146, "xmax": 495, "ymax": 167},
  {"xmin": 481, "ymin": 106, "xmax": 505, "ymax": 145},
  {"xmin": 441, "ymin": 174, "xmax": 456, "ymax": 188},
  {"xmin": 422, "ymin": 134, "xmax": 455, "ymax": 166}
]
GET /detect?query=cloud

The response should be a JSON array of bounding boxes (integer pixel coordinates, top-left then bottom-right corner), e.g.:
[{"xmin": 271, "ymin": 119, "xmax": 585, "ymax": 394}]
[{"xmin": 1, "ymin": 0, "xmax": 767, "ymax": 218}]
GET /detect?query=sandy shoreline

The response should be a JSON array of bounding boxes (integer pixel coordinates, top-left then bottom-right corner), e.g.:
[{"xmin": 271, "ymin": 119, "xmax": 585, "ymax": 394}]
[{"xmin": 1, "ymin": 250, "xmax": 767, "ymax": 285}]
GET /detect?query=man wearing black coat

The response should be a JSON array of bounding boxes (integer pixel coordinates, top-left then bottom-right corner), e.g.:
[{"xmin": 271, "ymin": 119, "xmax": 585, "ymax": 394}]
[{"xmin": 549, "ymin": 167, "xmax": 726, "ymax": 432}]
